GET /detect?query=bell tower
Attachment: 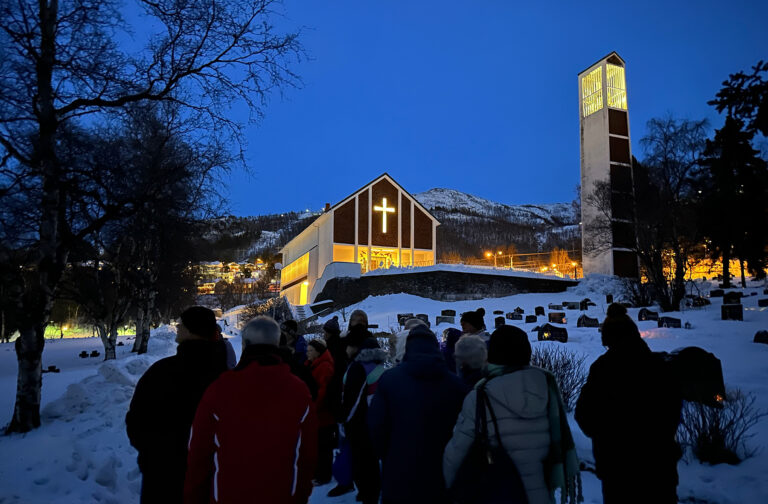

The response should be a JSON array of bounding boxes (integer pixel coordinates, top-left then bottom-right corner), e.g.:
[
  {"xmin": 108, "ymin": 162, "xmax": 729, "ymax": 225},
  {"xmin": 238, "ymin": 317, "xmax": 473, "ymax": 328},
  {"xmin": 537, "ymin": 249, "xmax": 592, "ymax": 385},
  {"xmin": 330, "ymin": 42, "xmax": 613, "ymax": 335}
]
[{"xmin": 579, "ymin": 52, "xmax": 638, "ymax": 278}]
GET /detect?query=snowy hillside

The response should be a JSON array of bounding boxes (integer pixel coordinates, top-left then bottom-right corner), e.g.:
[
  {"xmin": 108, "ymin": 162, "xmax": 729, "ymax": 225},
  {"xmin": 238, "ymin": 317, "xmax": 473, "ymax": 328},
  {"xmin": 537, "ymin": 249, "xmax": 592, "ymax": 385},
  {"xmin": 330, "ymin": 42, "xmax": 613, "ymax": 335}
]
[
  {"xmin": 415, "ymin": 188, "xmax": 576, "ymax": 227},
  {"xmin": 1, "ymin": 277, "xmax": 767, "ymax": 503}
]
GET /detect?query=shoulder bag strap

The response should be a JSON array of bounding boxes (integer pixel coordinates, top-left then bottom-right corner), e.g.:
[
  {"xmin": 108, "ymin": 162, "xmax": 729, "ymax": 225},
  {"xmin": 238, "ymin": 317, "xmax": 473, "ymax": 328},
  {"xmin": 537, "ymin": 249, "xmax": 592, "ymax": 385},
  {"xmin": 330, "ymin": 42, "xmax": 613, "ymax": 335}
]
[
  {"xmin": 475, "ymin": 385, "xmax": 490, "ymax": 445},
  {"xmin": 483, "ymin": 388, "xmax": 505, "ymax": 448}
]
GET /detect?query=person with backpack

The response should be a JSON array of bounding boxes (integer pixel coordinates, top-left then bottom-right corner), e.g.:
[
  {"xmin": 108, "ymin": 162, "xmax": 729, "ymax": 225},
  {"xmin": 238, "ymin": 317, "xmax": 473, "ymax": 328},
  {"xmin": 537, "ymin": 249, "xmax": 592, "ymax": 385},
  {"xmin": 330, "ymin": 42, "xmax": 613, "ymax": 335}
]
[
  {"xmin": 575, "ymin": 303, "xmax": 682, "ymax": 504},
  {"xmin": 339, "ymin": 325, "xmax": 387, "ymax": 504},
  {"xmin": 443, "ymin": 325, "xmax": 581, "ymax": 504},
  {"xmin": 368, "ymin": 324, "xmax": 469, "ymax": 504}
]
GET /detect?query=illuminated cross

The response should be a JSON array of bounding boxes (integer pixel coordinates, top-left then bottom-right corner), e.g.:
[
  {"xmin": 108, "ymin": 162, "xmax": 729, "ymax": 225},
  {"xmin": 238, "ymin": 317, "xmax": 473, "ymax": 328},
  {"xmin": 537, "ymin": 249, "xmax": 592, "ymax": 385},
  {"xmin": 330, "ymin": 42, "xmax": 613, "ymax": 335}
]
[{"xmin": 373, "ymin": 197, "xmax": 395, "ymax": 233}]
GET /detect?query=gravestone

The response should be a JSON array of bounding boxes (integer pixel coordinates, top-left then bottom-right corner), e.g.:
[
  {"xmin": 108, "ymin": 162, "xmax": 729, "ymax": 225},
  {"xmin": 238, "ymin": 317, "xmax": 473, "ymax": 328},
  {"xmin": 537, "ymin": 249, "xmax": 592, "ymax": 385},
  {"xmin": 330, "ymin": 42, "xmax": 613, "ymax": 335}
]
[
  {"xmin": 758, "ymin": 298, "xmax": 768, "ymax": 307},
  {"xmin": 684, "ymin": 322, "xmax": 692, "ymax": 330},
  {"xmin": 658, "ymin": 317, "xmax": 682, "ymax": 329},
  {"xmin": 537, "ymin": 323, "xmax": 568, "ymax": 343},
  {"xmin": 563, "ymin": 302, "xmax": 580, "ymax": 310},
  {"xmin": 709, "ymin": 289, "xmax": 724, "ymax": 298},
  {"xmin": 79, "ymin": 351, "xmax": 88, "ymax": 358},
  {"xmin": 525, "ymin": 315, "xmax": 537, "ymax": 323},
  {"xmin": 723, "ymin": 292, "xmax": 742, "ymax": 305},
  {"xmin": 535, "ymin": 306, "xmax": 545, "ymax": 316},
  {"xmin": 577, "ymin": 314, "xmax": 599, "ymax": 328},
  {"xmin": 505, "ymin": 312, "xmax": 516, "ymax": 320},
  {"xmin": 754, "ymin": 331, "xmax": 768, "ymax": 345},
  {"xmin": 580, "ymin": 298, "xmax": 596, "ymax": 311},
  {"xmin": 493, "ymin": 310, "xmax": 504, "ymax": 315},
  {"xmin": 90, "ymin": 350, "xmax": 100, "ymax": 358},
  {"xmin": 684, "ymin": 296, "xmax": 710, "ymax": 308},
  {"xmin": 721, "ymin": 304, "xmax": 743, "ymax": 321},
  {"xmin": 441, "ymin": 309, "xmax": 456, "ymax": 317},
  {"xmin": 548, "ymin": 303, "xmax": 564, "ymax": 310},
  {"xmin": 750, "ymin": 292, "xmax": 757, "ymax": 296},
  {"xmin": 548, "ymin": 312, "xmax": 566, "ymax": 324},
  {"xmin": 514, "ymin": 307, "xmax": 525, "ymax": 314},
  {"xmin": 435, "ymin": 316, "xmax": 454, "ymax": 325},
  {"xmin": 508, "ymin": 313, "xmax": 523, "ymax": 321},
  {"xmin": 416, "ymin": 314, "xmax": 430, "ymax": 325},
  {"xmin": 764, "ymin": 288, "xmax": 768, "ymax": 295},
  {"xmin": 494, "ymin": 316, "xmax": 506, "ymax": 328},
  {"xmin": 638, "ymin": 308, "xmax": 659, "ymax": 321},
  {"xmin": 117, "ymin": 341, "xmax": 124, "ymax": 346},
  {"xmin": 606, "ymin": 294, "xmax": 614, "ymax": 304},
  {"xmin": 397, "ymin": 313, "xmax": 414, "ymax": 325}
]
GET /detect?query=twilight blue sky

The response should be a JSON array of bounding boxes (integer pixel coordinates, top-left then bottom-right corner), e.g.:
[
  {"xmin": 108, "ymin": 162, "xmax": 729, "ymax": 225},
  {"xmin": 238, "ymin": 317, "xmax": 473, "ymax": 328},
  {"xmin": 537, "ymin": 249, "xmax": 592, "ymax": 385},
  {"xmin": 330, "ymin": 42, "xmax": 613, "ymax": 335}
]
[{"xmin": 223, "ymin": 0, "xmax": 767, "ymax": 216}]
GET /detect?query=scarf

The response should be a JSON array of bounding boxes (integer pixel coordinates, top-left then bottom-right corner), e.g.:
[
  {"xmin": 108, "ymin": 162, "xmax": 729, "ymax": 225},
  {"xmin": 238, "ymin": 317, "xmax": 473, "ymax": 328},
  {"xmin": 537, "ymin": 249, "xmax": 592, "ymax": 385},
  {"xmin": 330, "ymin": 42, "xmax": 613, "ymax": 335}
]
[{"xmin": 481, "ymin": 364, "xmax": 583, "ymax": 504}]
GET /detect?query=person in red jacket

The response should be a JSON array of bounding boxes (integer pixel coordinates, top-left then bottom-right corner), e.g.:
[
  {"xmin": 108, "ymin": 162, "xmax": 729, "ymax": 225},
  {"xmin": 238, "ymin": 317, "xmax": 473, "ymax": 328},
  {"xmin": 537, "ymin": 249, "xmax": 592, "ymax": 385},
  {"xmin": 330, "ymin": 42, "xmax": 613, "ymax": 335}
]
[
  {"xmin": 306, "ymin": 338, "xmax": 336, "ymax": 484},
  {"xmin": 184, "ymin": 316, "xmax": 318, "ymax": 504}
]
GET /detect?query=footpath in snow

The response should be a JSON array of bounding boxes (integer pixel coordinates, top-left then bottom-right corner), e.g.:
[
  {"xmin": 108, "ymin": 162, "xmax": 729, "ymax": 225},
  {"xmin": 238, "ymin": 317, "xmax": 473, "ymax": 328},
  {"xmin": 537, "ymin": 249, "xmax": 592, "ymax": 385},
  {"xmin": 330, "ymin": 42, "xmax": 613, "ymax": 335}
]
[{"xmin": 0, "ymin": 277, "xmax": 767, "ymax": 503}]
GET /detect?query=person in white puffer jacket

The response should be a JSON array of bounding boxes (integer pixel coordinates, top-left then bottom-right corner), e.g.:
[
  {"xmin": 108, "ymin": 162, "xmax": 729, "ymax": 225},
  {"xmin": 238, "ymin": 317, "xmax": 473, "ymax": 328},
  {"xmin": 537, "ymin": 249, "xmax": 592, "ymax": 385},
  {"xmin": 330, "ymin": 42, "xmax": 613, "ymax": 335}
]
[{"xmin": 443, "ymin": 325, "xmax": 553, "ymax": 504}]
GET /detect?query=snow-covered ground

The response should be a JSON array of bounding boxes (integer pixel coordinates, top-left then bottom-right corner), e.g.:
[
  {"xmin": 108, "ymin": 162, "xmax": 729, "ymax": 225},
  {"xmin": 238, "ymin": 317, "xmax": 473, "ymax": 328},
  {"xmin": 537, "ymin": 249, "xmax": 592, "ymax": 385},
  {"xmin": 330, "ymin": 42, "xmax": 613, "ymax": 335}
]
[
  {"xmin": 1, "ymin": 277, "xmax": 767, "ymax": 503},
  {"xmin": 362, "ymin": 261, "xmax": 577, "ymax": 280}
]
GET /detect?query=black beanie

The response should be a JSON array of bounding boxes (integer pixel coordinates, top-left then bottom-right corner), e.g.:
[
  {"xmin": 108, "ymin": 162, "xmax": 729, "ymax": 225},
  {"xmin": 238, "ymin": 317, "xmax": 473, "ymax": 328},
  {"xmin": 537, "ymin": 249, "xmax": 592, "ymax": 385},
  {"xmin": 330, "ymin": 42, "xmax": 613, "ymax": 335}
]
[
  {"xmin": 488, "ymin": 325, "xmax": 531, "ymax": 366},
  {"xmin": 180, "ymin": 306, "xmax": 217, "ymax": 340},
  {"xmin": 460, "ymin": 308, "xmax": 486, "ymax": 331},
  {"xmin": 601, "ymin": 303, "xmax": 647, "ymax": 350}
]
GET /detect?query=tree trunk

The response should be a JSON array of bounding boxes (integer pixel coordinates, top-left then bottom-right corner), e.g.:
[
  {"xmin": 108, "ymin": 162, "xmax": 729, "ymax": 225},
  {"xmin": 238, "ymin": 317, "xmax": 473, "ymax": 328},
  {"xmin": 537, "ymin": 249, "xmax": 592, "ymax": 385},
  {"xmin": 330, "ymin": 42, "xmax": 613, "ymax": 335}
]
[
  {"xmin": 740, "ymin": 259, "xmax": 747, "ymax": 288},
  {"xmin": 97, "ymin": 324, "xmax": 116, "ymax": 361},
  {"xmin": 671, "ymin": 250, "xmax": 687, "ymax": 312},
  {"xmin": 138, "ymin": 302, "xmax": 152, "ymax": 354},
  {"xmin": 6, "ymin": 325, "xmax": 44, "ymax": 433},
  {"xmin": 132, "ymin": 307, "xmax": 144, "ymax": 353},
  {"xmin": 722, "ymin": 248, "xmax": 732, "ymax": 288}
]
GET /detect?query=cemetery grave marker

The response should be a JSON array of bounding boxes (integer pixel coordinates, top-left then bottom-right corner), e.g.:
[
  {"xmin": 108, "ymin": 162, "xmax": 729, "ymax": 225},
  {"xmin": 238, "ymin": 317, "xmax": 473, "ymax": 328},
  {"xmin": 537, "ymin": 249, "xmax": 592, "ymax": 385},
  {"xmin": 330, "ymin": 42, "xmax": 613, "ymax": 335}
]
[
  {"xmin": 525, "ymin": 315, "xmax": 537, "ymax": 323},
  {"xmin": 758, "ymin": 298, "xmax": 768, "ymax": 308},
  {"xmin": 514, "ymin": 307, "xmax": 525, "ymax": 314},
  {"xmin": 397, "ymin": 313, "xmax": 414, "ymax": 325},
  {"xmin": 548, "ymin": 303, "xmax": 564, "ymax": 310},
  {"xmin": 577, "ymin": 314, "xmax": 599, "ymax": 328},
  {"xmin": 441, "ymin": 309, "xmax": 456, "ymax": 317},
  {"xmin": 79, "ymin": 351, "xmax": 88, "ymax": 358},
  {"xmin": 709, "ymin": 289, "xmax": 724, "ymax": 298},
  {"xmin": 435, "ymin": 316, "xmax": 455, "ymax": 325},
  {"xmin": 657, "ymin": 317, "xmax": 682, "ymax": 328},
  {"xmin": 494, "ymin": 316, "xmax": 506, "ymax": 328},
  {"xmin": 721, "ymin": 304, "xmax": 743, "ymax": 321},
  {"xmin": 723, "ymin": 292, "xmax": 742, "ymax": 305},
  {"xmin": 537, "ymin": 323, "xmax": 568, "ymax": 343},
  {"xmin": 508, "ymin": 313, "xmax": 523, "ymax": 321},
  {"xmin": 416, "ymin": 314, "xmax": 430, "ymax": 325},
  {"xmin": 638, "ymin": 308, "xmax": 659, "ymax": 321},
  {"xmin": 90, "ymin": 350, "xmax": 100, "ymax": 358},
  {"xmin": 606, "ymin": 294, "xmax": 614, "ymax": 304},
  {"xmin": 493, "ymin": 310, "xmax": 504, "ymax": 315},
  {"xmin": 548, "ymin": 312, "xmax": 567, "ymax": 324},
  {"xmin": 754, "ymin": 331, "xmax": 768, "ymax": 345},
  {"xmin": 563, "ymin": 301, "xmax": 580, "ymax": 310},
  {"xmin": 535, "ymin": 306, "xmax": 545, "ymax": 316},
  {"xmin": 579, "ymin": 298, "xmax": 596, "ymax": 311}
]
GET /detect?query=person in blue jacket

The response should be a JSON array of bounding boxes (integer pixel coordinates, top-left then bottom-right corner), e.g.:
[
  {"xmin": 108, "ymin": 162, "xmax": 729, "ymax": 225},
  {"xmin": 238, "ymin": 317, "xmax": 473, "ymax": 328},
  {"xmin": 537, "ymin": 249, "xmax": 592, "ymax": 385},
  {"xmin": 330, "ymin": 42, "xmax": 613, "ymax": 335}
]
[{"xmin": 368, "ymin": 324, "xmax": 469, "ymax": 504}]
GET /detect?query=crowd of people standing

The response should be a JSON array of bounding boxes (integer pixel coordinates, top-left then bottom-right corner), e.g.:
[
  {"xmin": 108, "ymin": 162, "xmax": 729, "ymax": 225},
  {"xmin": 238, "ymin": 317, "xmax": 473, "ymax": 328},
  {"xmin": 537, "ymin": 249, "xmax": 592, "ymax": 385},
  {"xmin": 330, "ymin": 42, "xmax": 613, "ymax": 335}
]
[{"xmin": 126, "ymin": 303, "xmax": 683, "ymax": 504}]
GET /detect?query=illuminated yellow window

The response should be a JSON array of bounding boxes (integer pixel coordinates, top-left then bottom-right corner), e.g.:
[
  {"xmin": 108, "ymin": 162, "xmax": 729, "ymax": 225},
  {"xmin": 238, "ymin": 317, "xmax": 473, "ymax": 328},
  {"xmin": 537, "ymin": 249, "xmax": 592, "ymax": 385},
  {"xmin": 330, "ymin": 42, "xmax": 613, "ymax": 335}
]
[
  {"xmin": 401, "ymin": 250, "xmax": 412, "ymax": 267},
  {"xmin": 281, "ymin": 252, "xmax": 309, "ymax": 285},
  {"xmin": 581, "ymin": 67, "xmax": 603, "ymax": 117},
  {"xmin": 369, "ymin": 247, "xmax": 400, "ymax": 271},
  {"xmin": 333, "ymin": 244, "xmax": 355, "ymax": 263},
  {"xmin": 414, "ymin": 250, "xmax": 434, "ymax": 266},
  {"xmin": 358, "ymin": 248, "xmax": 369, "ymax": 274},
  {"xmin": 606, "ymin": 64, "xmax": 627, "ymax": 110}
]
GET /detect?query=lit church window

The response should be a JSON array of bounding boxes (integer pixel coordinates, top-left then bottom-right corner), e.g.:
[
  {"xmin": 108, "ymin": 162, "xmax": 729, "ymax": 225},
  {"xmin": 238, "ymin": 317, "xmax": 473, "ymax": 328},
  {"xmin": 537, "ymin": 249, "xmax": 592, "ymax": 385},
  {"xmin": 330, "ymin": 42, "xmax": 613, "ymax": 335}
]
[
  {"xmin": 581, "ymin": 66, "xmax": 603, "ymax": 117},
  {"xmin": 606, "ymin": 64, "xmax": 627, "ymax": 110}
]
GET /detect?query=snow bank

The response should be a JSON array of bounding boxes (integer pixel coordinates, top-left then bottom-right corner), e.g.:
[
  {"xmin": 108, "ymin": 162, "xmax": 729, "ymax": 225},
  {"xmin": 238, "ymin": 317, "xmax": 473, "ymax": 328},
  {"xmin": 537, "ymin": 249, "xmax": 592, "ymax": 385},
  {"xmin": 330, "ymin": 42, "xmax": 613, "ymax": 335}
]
[{"xmin": 363, "ymin": 262, "xmax": 576, "ymax": 281}]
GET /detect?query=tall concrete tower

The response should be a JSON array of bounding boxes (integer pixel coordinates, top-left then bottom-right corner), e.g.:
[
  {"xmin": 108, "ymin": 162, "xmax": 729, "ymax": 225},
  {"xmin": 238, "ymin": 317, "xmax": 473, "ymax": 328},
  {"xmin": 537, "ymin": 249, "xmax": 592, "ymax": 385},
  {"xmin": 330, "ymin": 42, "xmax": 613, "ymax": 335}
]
[{"xmin": 579, "ymin": 52, "xmax": 638, "ymax": 278}]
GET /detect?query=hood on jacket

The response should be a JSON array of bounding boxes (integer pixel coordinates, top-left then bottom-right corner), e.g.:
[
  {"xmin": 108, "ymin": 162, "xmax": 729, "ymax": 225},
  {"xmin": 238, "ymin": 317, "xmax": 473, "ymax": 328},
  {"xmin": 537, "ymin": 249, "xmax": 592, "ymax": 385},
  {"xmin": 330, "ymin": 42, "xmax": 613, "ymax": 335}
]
[
  {"xmin": 355, "ymin": 347, "xmax": 388, "ymax": 364},
  {"xmin": 484, "ymin": 367, "xmax": 549, "ymax": 419}
]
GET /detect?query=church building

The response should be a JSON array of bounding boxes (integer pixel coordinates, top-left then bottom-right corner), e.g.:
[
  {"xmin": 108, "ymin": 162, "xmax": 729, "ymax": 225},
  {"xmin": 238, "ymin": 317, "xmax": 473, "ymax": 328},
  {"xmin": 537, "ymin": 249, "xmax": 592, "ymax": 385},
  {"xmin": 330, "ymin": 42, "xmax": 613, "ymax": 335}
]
[{"xmin": 279, "ymin": 173, "xmax": 440, "ymax": 305}]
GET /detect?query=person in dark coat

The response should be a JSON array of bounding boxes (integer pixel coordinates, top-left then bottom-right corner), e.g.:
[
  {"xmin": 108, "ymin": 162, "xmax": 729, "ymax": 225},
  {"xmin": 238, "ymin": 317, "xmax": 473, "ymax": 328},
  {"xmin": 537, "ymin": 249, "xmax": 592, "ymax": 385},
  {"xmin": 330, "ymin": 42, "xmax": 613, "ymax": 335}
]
[
  {"xmin": 184, "ymin": 316, "xmax": 318, "ymax": 504},
  {"xmin": 575, "ymin": 303, "xmax": 683, "ymax": 504},
  {"xmin": 126, "ymin": 306, "xmax": 227, "ymax": 504},
  {"xmin": 339, "ymin": 325, "xmax": 387, "ymax": 504},
  {"xmin": 440, "ymin": 327, "xmax": 462, "ymax": 373},
  {"xmin": 369, "ymin": 325, "xmax": 469, "ymax": 504},
  {"xmin": 306, "ymin": 338, "xmax": 336, "ymax": 484}
]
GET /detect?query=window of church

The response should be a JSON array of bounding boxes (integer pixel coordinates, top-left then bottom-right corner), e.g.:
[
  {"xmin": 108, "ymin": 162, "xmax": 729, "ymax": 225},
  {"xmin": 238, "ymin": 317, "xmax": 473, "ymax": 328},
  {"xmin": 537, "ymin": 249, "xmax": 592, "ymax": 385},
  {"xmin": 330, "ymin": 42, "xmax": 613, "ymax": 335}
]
[
  {"xmin": 581, "ymin": 66, "xmax": 603, "ymax": 117},
  {"xmin": 401, "ymin": 249, "xmax": 412, "ymax": 267},
  {"xmin": 414, "ymin": 250, "xmax": 434, "ymax": 267},
  {"xmin": 333, "ymin": 244, "xmax": 355, "ymax": 263},
  {"xmin": 281, "ymin": 252, "xmax": 309, "ymax": 286},
  {"xmin": 606, "ymin": 64, "xmax": 627, "ymax": 110}
]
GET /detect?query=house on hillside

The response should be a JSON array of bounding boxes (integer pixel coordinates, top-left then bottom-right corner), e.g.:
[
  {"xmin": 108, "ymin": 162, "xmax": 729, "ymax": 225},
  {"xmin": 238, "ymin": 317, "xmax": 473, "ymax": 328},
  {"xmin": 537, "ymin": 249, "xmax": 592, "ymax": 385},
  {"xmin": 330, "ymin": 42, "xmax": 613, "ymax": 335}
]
[{"xmin": 279, "ymin": 173, "xmax": 440, "ymax": 305}]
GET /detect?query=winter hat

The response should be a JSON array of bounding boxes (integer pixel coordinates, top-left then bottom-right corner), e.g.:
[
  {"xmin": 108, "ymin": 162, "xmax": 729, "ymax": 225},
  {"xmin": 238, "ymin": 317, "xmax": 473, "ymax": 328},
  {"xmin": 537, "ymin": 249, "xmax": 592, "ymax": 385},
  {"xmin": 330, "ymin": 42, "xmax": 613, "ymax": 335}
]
[
  {"xmin": 404, "ymin": 317, "xmax": 428, "ymax": 330},
  {"xmin": 308, "ymin": 338, "xmax": 327, "ymax": 354},
  {"xmin": 242, "ymin": 316, "xmax": 281, "ymax": 347},
  {"xmin": 405, "ymin": 324, "xmax": 439, "ymax": 352},
  {"xmin": 348, "ymin": 309, "xmax": 369, "ymax": 329},
  {"xmin": 345, "ymin": 324, "xmax": 374, "ymax": 348},
  {"xmin": 180, "ymin": 306, "xmax": 218, "ymax": 340},
  {"xmin": 460, "ymin": 308, "xmax": 486, "ymax": 332},
  {"xmin": 601, "ymin": 303, "xmax": 648, "ymax": 351},
  {"xmin": 454, "ymin": 335, "xmax": 488, "ymax": 371},
  {"xmin": 323, "ymin": 316, "xmax": 341, "ymax": 337},
  {"xmin": 281, "ymin": 319, "xmax": 299, "ymax": 336},
  {"xmin": 488, "ymin": 325, "xmax": 531, "ymax": 366}
]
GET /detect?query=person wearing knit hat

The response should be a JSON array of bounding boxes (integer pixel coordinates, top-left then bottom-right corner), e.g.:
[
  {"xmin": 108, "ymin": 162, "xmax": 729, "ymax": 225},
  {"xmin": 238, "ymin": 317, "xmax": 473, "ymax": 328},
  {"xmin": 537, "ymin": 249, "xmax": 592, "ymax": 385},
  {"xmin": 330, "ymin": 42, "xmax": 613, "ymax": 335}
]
[
  {"xmin": 323, "ymin": 315, "xmax": 341, "ymax": 337},
  {"xmin": 576, "ymin": 303, "xmax": 683, "ymax": 504},
  {"xmin": 453, "ymin": 335, "xmax": 488, "ymax": 387},
  {"xmin": 459, "ymin": 308, "xmax": 490, "ymax": 344},
  {"xmin": 127, "ymin": 306, "xmax": 227, "ymax": 504},
  {"xmin": 368, "ymin": 324, "xmax": 468, "ymax": 504},
  {"xmin": 445, "ymin": 325, "xmax": 582, "ymax": 504},
  {"xmin": 305, "ymin": 337, "xmax": 336, "ymax": 485}
]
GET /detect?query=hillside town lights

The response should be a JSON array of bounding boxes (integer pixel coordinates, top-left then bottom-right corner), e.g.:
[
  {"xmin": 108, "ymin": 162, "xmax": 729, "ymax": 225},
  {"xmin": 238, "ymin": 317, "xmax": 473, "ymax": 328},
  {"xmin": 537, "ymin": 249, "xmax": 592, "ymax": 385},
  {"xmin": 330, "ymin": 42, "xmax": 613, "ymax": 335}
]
[{"xmin": 374, "ymin": 197, "xmax": 395, "ymax": 233}]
